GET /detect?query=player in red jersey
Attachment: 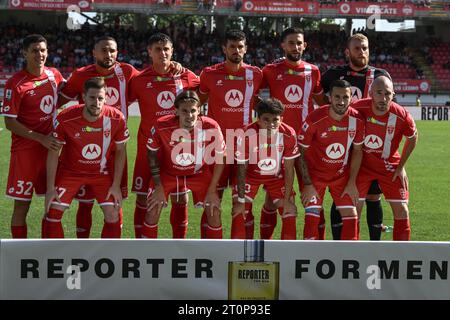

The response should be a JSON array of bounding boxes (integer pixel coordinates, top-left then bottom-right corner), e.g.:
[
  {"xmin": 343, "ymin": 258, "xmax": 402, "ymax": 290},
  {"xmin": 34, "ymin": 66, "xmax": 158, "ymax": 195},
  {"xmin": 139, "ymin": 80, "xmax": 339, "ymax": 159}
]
[
  {"xmin": 298, "ymin": 80, "xmax": 365, "ymax": 240},
  {"xmin": 145, "ymin": 91, "xmax": 225, "ymax": 239},
  {"xmin": 1, "ymin": 34, "xmax": 65, "ymax": 238},
  {"xmin": 58, "ymin": 36, "xmax": 139, "ymax": 238},
  {"xmin": 198, "ymin": 29, "xmax": 263, "ymax": 239},
  {"xmin": 352, "ymin": 76, "xmax": 418, "ymax": 240},
  {"xmin": 129, "ymin": 33, "xmax": 199, "ymax": 238},
  {"xmin": 43, "ymin": 77, "xmax": 129, "ymax": 238},
  {"xmin": 232, "ymin": 98, "xmax": 299, "ymax": 239},
  {"xmin": 259, "ymin": 27, "xmax": 327, "ymax": 239}
]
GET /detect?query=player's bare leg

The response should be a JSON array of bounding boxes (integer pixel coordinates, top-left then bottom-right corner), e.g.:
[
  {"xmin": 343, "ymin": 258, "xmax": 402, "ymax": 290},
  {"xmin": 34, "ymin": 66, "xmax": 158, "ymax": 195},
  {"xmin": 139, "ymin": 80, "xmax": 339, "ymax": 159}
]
[
  {"xmin": 201, "ymin": 188, "xmax": 225, "ymax": 238},
  {"xmin": 11, "ymin": 200, "xmax": 31, "ymax": 238},
  {"xmin": 389, "ymin": 202, "xmax": 410, "ymax": 241},
  {"xmin": 170, "ymin": 193, "xmax": 189, "ymax": 238},
  {"xmin": 101, "ymin": 204, "xmax": 121, "ymax": 238}
]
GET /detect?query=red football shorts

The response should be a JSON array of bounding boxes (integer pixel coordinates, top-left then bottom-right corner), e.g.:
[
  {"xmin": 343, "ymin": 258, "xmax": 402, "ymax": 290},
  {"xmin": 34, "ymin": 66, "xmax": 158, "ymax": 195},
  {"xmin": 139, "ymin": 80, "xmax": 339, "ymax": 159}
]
[
  {"xmin": 301, "ymin": 174, "xmax": 355, "ymax": 209},
  {"xmin": 357, "ymin": 166, "xmax": 409, "ymax": 202},
  {"xmin": 52, "ymin": 170, "xmax": 116, "ymax": 208},
  {"xmin": 132, "ymin": 141, "xmax": 152, "ymax": 195},
  {"xmin": 6, "ymin": 145, "xmax": 47, "ymax": 201},
  {"xmin": 149, "ymin": 170, "xmax": 211, "ymax": 208},
  {"xmin": 232, "ymin": 175, "xmax": 293, "ymax": 204}
]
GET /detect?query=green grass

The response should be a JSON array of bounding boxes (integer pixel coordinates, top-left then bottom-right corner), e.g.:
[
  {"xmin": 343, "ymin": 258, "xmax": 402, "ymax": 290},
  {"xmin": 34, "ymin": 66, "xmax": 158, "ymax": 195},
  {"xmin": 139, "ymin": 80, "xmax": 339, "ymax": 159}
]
[{"xmin": 0, "ymin": 119, "xmax": 449, "ymax": 240}]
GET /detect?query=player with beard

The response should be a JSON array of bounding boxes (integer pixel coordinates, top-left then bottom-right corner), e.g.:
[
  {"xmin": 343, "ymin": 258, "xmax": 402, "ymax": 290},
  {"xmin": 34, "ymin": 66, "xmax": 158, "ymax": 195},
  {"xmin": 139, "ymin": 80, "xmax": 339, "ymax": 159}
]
[
  {"xmin": 259, "ymin": 27, "xmax": 327, "ymax": 239},
  {"xmin": 298, "ymin": 80, "xmax": 365, "ymax": 240},
  {"xmin": 321, "ymin": 33, "xmax": 391, "ymax": 240},
  {"xmin": 44, "ymin": 77, "xmax": 129, "ymax": 238},
  {"xmin": 352, "ymin": 76, "xmax": 417, "ymax": 240},
  {"xmin": 58, "ymin": 36, "xmax": 139, "ymax": 238},
  {"xmin": 198, "ymin": 30, "xmax": 263, "ymax": 239}
]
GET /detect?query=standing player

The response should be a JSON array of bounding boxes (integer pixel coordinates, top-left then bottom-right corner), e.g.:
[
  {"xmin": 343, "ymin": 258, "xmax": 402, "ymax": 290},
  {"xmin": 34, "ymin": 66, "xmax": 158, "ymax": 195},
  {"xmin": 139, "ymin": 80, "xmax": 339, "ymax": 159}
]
[
  {"xmin": 145, "ymin": 91, "xmax": 225, "ymax": 239},
  {"xmin": 44, "ymin": 77, "xmax": 129, "ymax": 238},
  {"xmin": 298, "ymin": 80, "xmax": 365, "ymax": 240},
  {"xmin": 353, "ymin": 76, "xmax": 417, "ymax": 240},
  {"xmin": 1, "ymin": 34, "xmax": 64, "ymax": 238},
  {"xmin": 321, "ymin": 33, "xmax": 391, "ymax": 240},
  {"xmin": 58, "ymin": 36, "xmax": 139, "ymax": 238},
  {"xmin": 199, "ymin": 29, "xmax": 263, "ymax": 239},
  {"xmin": 233, "ymin": 98, "xmax": 299, "ymax": 240},
  {"xmin": 129, "ymin": 33, "xmax": 199, "ymax": 238},
  {"xmin": 260, "ymin": 27, "xmax": 326, "ymax": 239}
]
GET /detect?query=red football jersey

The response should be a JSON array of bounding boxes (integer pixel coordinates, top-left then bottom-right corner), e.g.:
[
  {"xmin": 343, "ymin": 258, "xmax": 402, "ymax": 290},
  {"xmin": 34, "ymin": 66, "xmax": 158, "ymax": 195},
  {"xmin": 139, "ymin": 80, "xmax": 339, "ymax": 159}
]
[
  {"xmin": 53, "ymin": 105, "xmax": 130, "ymax": 175},
  {"xmin": 262, "ymin": 60, "xmax": 323, "ymax": 132},
  {"xmin": 129, "ymin": 66, "xmax": 199, "ymax": 145},
  {"xmin": 147, "ymin": 115, "xmax": 225, "ymax": 177},
  {"xmin": 199, "ymin": 62, "xmax": 263, "ymax": 133},
  {"xmin": 60, "ymin": 62, "xmax": 139, "ymax": 119},
  {"xmin": 299, "ymin": 105, "xmax": 365, "ymax": 181},
  {"xmin": 1, "ymin": 67, "xmax": 64, "ymax": 151},
  {"xmin": 235, "ymin": 122, "xmax": 300, "ymax": 180},
  {"xmin": 351, "ymin": 98, "xmax": 417, "ymax": 174}
]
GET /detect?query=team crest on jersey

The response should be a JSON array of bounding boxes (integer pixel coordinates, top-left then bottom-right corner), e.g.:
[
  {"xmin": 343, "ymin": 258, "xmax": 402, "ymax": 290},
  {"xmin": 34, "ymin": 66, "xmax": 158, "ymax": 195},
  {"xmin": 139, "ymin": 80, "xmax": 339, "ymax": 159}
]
[
  {"xmin": 5, "ymin": 89, "xmax": 12, "ymax": 101},
  {"xmin": 276, "ymin": 74, "xmax": 283, "ymax": 81},
  {"xmin": 247, "ymin": 80, "xmax": 253, "ymax": 87},
  {"xmin": 349, "ymin": 130, "xmax": 356, "ymax": 139},
  {"xmin": 302, "ymin": 122, "xmax": 309, "ymax": 132},
  {"xmin": 387, "ymin": 125, "xmax": 395, "ymax": 135},
  {"xmin": 277, "ymin": 144, "xmax": 283, "ymax": 152},
  {"xmin": 320, "ymin": 132, "xmax": 328, "ymax": 138},
  {"xmin": 146, "ymin": 82, "xmax": 153, "ymax": 88},
  {"xmin": 216, "ymin": 80, "xmax": 223, "ymax": 86},
  {"xmin": 104, "ymin": 129, "xmax": 111, "ymax": 138},
  {"xmin": 306, "ymin": 74, "xmax": 311, "ymax": 82}
]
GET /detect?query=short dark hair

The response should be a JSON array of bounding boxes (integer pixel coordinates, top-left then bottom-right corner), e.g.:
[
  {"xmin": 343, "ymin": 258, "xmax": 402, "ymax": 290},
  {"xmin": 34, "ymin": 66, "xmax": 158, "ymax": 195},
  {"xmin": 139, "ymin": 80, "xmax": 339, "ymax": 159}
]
[
  {"xmin": 23, "ymin": 34, "xmax": 47, "ymax": 51},
  {"xmin": 330, "ymin": 79, "xmax": 352, "ymax": 94},
  {"xmin": 147, "ymin": 33, "xmax": 173, "ymax": 48},
  {"xmin": 95, "ymin": 36, "xmax": 117, "ymax": 45},
  {"xmin": 255, "ymin": 98, "xmax": 285, "ymax": 117},
  {"xmin": 223, "ymin": 29, "xmax": 246, "ymax": 45},
  {"xmin": 84, "ymin": 77, "xmax": 106, "ymax": 93},
  {"xmin": 281, "ymin": 27, "xmax": 304, "ymax": 42},
  {"xmin": 174, "ymin": 90, "xmax": 200, "ymax": 108}
]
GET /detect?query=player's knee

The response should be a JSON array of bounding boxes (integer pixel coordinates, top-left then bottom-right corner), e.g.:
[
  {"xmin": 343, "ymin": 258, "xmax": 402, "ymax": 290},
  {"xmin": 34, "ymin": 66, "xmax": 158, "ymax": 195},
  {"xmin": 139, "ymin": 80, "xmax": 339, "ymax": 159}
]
[
  {"xmin": 393, "ymin": 202, "xmax": 409, "ymax": 219},
  {"xmin": 207, "ymin": 209, "xmax": 221, "ymax": 227},
  {"xmin": 170, "ymin": 193, "xmax": 188, "ymax": 205},
  {"xmin": 102, "ymin": 206, "xmax": 120, "ymax": 223},
  {"xmin": 339, "ymin": 207, "xmax": 357, "ymax": 218}
]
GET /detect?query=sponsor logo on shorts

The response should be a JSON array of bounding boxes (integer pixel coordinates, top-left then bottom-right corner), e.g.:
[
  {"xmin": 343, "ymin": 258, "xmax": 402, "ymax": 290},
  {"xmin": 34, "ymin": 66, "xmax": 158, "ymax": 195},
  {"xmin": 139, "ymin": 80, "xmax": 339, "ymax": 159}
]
[{"xmin": 82, "ymin": 144, "xmax": 101, "ymax": 160}]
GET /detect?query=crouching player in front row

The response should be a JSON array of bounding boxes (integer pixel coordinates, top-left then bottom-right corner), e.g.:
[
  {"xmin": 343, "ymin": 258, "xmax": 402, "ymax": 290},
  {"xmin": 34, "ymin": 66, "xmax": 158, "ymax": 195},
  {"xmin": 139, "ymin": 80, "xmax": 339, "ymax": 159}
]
[
  {"xmin": 232, "ymin": 98, "xmax": 300, "ymax": 239},
  {"xmin": 145, "ymin": 90, "xmax": 225, "ymax": 239},
  {"xmin": 43, "ymin": 77, "xmax": 129, "ymax": 238},
  {"xmin": 298, "ymin": 80, "xmax": 365, "ymax": 240}
]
